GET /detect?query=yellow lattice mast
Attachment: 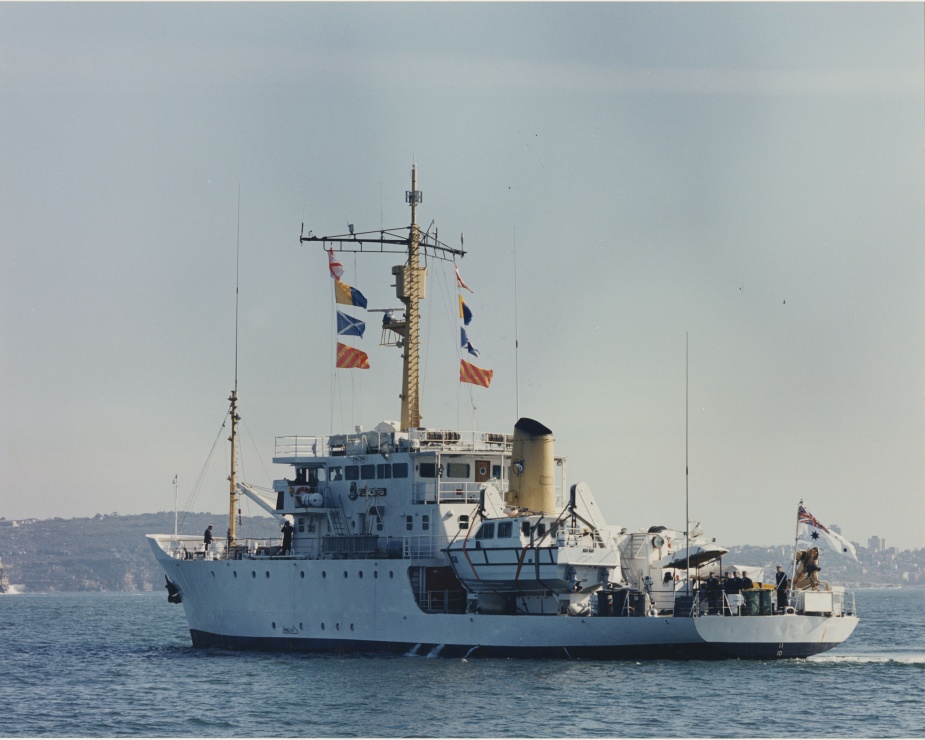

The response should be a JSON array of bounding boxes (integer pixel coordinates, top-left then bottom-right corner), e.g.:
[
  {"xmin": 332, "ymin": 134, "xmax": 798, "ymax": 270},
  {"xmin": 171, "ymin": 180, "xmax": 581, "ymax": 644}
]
[{"xmin": 401, "ymin": 165, "xmax": 423, "ymax": 430}]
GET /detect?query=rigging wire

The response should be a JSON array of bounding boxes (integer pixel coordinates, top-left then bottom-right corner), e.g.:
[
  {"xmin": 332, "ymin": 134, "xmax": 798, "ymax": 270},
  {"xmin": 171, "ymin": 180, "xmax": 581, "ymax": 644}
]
[
  {"xmin": 177, "ymin": 410, "xmax": 230, "ymax": 532},
  {"xmin": 327, "ymin": 241, "xmax": 336, "ymax": 438}
]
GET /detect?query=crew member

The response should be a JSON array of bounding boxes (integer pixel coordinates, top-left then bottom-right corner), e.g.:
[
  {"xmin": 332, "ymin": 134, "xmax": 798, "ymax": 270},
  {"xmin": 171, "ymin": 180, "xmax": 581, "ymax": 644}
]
[
  {"xmin": 706, "ymin": 572, "xmax": 720, "ymax": 614},
  {"xmin": 775, "ymin": 565, "xmax": 789, "ymax": 611},
  {"xmin": 280, "ymin": 519, "xmax": 295, "ymax": 556}
]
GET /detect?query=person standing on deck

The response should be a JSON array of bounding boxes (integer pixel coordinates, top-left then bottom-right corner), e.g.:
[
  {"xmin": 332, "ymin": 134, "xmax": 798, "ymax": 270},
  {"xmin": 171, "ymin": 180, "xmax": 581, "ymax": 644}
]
[
  {"xmin": 280, "ymin": 520, "xmax": 294, "ymax": 556},
  {"xmin": 775, "ymin": 565, "xmax": 789, "ymax": 612},
  {"xmin": 203, "ymin": 525, "xmax": 214, "ymax": 553}
]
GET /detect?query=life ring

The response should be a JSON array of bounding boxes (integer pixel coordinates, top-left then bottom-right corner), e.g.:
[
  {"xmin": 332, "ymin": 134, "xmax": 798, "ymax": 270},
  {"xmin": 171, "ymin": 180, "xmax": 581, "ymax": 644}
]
[{"xmin": 295, "ymin": 486, "xmax": 310, "ymax": 497}]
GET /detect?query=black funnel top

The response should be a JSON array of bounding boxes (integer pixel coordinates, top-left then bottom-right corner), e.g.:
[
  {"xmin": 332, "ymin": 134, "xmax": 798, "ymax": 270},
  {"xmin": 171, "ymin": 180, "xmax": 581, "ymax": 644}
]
[{"xmin": 514, "ymin": 418, "xmax": 553, "ymax": 437}]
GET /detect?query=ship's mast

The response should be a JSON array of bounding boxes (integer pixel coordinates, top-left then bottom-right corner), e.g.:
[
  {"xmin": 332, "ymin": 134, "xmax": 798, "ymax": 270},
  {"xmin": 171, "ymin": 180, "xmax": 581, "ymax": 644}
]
[
  {"xmin": 299, "ymin": 165, "xmax": 465, "ymax": 433},
  {"xmin": 229, "ymin": 187, "xmax": 241, "ymax": 544},
  {"xmin": 402, "ymin": 165, "xmax": 423, "ymax": 430},
  {"xmin": 228, "ymin": 388, "xmax": 239, "ymax": 543}
]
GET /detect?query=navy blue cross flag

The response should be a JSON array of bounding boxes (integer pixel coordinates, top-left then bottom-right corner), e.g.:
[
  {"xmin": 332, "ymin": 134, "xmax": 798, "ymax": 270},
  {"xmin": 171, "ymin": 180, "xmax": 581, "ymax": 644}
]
[
  {"xmin": 337, "ymin": 311, "xmax": 366, "ymax": 338},
  {"xmin": 461, "ymin": 327, "xmax": 480, "ymax": 357}
]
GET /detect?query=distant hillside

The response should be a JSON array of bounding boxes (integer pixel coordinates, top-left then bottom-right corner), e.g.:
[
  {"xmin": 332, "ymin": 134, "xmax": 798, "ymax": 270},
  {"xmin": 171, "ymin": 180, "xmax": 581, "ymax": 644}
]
[
  {"xmin": 0, "ymin": 512, "xmax": 920, "ymax": 592},
  {"xmin": 0, "ymin": 512, "xmax": 280, "ymax": 593}
]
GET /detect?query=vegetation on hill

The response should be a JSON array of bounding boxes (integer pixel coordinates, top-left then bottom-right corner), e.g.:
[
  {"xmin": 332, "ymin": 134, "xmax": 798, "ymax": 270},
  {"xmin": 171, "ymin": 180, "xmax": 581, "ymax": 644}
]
[
  {"xmin": 0, "ymin": 512, "xmax": 280, "ymax": 592},
  {"xmin": 0, "ymin": 513, "xmax": 921, "ymax": 592}
]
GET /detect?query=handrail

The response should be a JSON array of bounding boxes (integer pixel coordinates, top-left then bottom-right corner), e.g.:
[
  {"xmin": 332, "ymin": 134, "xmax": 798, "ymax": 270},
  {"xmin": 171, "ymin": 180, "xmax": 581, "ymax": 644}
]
[{"xmin": 274, "ymin": 429, "xmax": 515, "ymax": 460}]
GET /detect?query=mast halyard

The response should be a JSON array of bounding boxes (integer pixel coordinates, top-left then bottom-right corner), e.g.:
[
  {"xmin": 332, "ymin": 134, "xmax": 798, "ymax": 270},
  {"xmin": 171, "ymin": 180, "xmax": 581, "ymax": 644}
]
[{"xmin": 299, "ymin": 165, "xmax": 465, "ymax": 433}]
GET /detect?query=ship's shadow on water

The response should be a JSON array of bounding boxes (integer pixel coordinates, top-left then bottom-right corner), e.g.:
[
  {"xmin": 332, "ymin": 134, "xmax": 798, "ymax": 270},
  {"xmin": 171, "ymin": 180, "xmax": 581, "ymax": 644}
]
[{"xmin": 1, "ymin": 590, "xmax": 923, "ymax": 738}]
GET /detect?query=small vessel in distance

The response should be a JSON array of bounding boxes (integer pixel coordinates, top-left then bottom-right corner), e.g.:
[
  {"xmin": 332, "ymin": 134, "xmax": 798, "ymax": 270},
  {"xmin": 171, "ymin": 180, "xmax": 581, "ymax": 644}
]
[
  {"xmin": 148, "ymin": 167, "xmax": 858, "ymax": 659},
  {"xmin": 0, "ymin": 557, "xmax": 23, "ymax": 594}
]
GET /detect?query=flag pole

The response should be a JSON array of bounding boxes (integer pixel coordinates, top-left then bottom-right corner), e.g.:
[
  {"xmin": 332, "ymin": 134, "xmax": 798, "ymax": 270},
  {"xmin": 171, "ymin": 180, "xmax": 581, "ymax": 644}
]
[
  {"xmin": 685, "ymin": 332, "xmax": 690, "ymax": 597},
  {"xmin": 789, "ymin": 499, "xmax": 803, "ymax": 594}
]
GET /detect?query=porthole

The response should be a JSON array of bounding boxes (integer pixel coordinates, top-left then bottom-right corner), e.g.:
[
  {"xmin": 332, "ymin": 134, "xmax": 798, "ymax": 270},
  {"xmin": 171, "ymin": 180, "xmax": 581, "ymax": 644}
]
[
  {"xmin": 350, "ymin": 624, "xmax": 355, "ymax": 631},
  {"xmin": 233, "ymin": 571, "xmax": 237, "ymax": 578},
  {"xmin": 336, "ymin": 623, "xmax": 340, "ymax": 631},
  {"xmin": 374, "ymin": 571, "xmax": 379, "ymax": 579},
  {"xmin": 252, "ymin": 571, "xmax": 256, "ymax": 578},
  {"xmin": 272, "ymin": 622, "xmax": 276, "ymax": 629},
  {"xmin": 321, "ymin": 623, "xmax": 325, "ymax": 631},
  {"xmin": 358, "ymin": 571, "xmax": 364, "ymax": 579},
  {"xmin": 265, "ymin": 571, "xmax": 270, "ymax": 579},
  {"xmin": 389, "ymin": 571, "xmax": 394, "ymax": 579},
  {"xmin": 343, "ymin": 571, "xmax": 348, "ymax": 579},
  {"xmin": 300, "ymin": 571, "xmax": 305, "ymax": 579},
  {"xmin": 211, "ymin": 571, "xmax": 215, "ymax": 578},
  {"xmin": 322, "ymin": 571, "xmax": 327, "ymax": 579},
  {"xmin": 299, "ymin": 623, "xmax": 303, "ymax": 630}
]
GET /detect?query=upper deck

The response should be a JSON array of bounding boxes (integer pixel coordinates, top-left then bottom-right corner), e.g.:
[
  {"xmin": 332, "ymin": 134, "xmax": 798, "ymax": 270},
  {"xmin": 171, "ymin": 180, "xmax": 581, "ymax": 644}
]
[{"xmin": 273, "ymin": 427, "xmax": 515, "ymax": 464}]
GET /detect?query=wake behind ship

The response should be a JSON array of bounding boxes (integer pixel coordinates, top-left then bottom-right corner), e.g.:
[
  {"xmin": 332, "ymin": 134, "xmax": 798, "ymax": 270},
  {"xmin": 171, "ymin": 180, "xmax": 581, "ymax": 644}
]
[{"xmin": 149, "ymin": 167, "xmax": 858, "ymax": 660}]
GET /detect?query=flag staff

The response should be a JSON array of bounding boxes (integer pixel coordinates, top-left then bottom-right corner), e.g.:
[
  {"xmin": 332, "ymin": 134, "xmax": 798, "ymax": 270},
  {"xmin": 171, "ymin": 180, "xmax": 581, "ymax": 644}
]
[
  {"xmin": 789, "ymin": 498, "xmax": 804, "ymax": 596},
  {"xmin": 685, "ymin": 332, "xmax": 690, "ymax": 597}
]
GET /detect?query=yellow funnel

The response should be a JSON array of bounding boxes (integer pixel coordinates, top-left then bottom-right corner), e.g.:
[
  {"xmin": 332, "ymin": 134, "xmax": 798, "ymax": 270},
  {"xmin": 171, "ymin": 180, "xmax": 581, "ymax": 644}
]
[{"xmin": 507, "ymin": 418, "xmax": 556, "ymax": 513}]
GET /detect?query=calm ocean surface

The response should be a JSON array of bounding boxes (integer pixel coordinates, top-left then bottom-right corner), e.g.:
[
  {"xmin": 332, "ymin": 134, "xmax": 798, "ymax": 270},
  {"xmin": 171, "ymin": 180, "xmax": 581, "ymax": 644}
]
[{"xmin": 1, "ymin": 589, "xmax": 923, "ymax": 738}]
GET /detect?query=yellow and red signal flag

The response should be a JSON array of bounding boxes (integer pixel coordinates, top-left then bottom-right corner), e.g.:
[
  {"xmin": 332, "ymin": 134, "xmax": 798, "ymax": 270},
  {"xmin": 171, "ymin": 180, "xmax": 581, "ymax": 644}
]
[
  {"xmin": 337, "ymin": 342, "xmax": 370, "ymax": 370},
  {"xmin": 459, "ymin": 358, "xmax": 492, "ymax": 388}
]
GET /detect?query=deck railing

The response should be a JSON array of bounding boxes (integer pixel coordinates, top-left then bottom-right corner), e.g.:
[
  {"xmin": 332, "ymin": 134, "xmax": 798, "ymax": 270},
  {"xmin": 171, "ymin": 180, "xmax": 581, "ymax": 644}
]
[{"xmin": 274, "ymin": 429, "xmax": 514, "ymax": 461}]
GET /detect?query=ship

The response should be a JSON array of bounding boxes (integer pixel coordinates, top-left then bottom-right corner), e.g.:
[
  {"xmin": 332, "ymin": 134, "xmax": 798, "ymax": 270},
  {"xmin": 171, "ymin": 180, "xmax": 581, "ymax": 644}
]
[
  {"xmin": 148, "ymin": 167, "xmax": 859, "ymax": 659},
  {"xmin": 0, "ymin": 557, "xmax": 23, "ymax": 594}
]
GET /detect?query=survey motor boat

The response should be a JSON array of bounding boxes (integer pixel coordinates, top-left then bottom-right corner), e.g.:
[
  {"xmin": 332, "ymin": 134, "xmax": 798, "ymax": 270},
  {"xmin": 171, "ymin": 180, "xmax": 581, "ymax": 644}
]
[{"xmin": 148, "ymin": 167, "xmax": 858, "ymax": 659}]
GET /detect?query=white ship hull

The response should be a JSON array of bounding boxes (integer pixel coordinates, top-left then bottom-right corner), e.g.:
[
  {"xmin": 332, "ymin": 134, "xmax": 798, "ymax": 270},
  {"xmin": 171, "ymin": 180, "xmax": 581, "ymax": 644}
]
[{"xmin": 149, "ymin": 539, "xmax": 857, "ymax": 660}]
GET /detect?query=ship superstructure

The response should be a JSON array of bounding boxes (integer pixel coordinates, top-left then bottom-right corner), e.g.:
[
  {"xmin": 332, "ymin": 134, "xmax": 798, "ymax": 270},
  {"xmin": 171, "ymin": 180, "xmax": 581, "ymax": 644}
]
[{"xmin": 148, "ymin": 168, "xmax": 858, "ymax": 659}]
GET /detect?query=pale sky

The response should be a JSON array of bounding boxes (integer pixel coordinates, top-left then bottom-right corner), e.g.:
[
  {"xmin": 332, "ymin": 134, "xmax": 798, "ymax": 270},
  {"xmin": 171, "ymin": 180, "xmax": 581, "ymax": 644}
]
[{"xmin": 2, "ymin": 2, "xmax": 923, "ymax": 551}]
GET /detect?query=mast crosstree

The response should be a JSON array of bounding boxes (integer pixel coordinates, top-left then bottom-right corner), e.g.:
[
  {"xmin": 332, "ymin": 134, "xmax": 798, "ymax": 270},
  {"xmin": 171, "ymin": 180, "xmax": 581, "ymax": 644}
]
[{"xmin": 299, "ymin": 165, "xmax": 465, "ymax": 431}]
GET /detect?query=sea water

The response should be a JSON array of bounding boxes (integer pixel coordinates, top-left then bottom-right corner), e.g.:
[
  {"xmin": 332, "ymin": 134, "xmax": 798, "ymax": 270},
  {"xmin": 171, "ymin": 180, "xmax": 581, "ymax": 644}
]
[{"xmin": 0, "ymin": 589, "xmax": 922, "ymax": 738}]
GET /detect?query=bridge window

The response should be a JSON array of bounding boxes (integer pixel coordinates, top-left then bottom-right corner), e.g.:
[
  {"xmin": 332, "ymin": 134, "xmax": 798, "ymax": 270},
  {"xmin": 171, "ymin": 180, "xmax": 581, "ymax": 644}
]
[
  {"xmin": 446, "ymin": 462, "xmax": 470, "ymax": 479},
  {"xmin": 345, "ymin": 465, "xmax": 359, "ymax": 481},
  {"xmin": 392, "ymin": 463, "xmax": 409, "ymax": 478},
  {"xmin": 497, "ymin": 521, "xmax": 513, "ymax": 538},
  {"xmin": 328, "ymin": 466, "xmax": 343, "ymax": 481},
  {"xmin": 475, "ymin": 522, "xmax": 496, "ymax": 540},
  {"xmin": 458, "ymin": 515, "xmax": 470, "ymax": 530},
  {"xmin": 361, "ymin": 464, "xmax": 376, "ymax": 480},
  {"xmin": 377, "ymin": 464, "xmax": 392, "ymax": 479},
  {"xmin": 418, "ymin": 462, "xmax": 437, "ymax": 478}
]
